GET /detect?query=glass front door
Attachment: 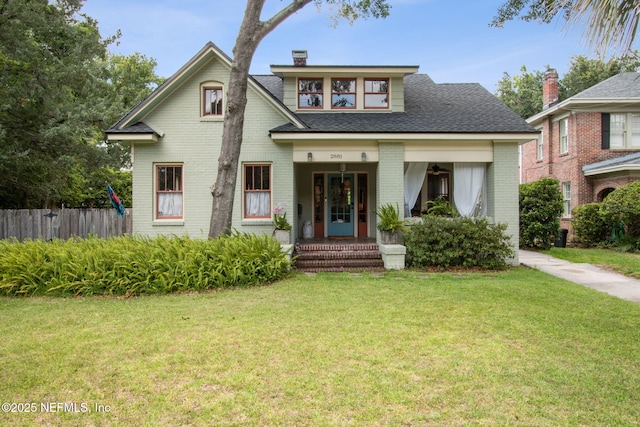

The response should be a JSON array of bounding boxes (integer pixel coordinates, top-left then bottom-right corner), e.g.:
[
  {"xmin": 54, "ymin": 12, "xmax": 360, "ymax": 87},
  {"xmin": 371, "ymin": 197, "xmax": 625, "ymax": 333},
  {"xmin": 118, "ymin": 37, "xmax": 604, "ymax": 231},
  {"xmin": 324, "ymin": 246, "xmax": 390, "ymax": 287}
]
[{"xmin": 327, "ymin": 173, "xmax": 354, "ymax": 236}]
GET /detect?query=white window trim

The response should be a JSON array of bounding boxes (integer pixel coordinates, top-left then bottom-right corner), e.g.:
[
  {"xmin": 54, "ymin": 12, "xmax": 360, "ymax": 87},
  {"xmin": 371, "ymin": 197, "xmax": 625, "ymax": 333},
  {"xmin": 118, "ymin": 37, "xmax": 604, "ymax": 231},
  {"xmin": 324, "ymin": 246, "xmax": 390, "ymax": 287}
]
[
  {"xmin": 559, "ymin": 118, "xmax": 569, "ymax": 154},
  {"xmin": 200, "ymin": 81, "xmax": 224, "ymax": 118},
  {"xmin": 610, "ymin": 112, "xmax": 640, "ymax": 149},
  {"xmin": 536, "ymin": 128, "xmax": 544, "ymax": 161},
  {"xmin": 562, "ymin": 181, "xmax": 571, "ymax": 218}
]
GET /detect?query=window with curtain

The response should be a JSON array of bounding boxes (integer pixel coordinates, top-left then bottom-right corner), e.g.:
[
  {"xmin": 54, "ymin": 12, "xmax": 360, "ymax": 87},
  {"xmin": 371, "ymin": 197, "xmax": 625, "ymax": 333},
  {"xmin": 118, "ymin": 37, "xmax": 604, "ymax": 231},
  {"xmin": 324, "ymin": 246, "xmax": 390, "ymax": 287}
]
[
  {"xmin": 156, "ymin": 165, "xmax": 183, "ymax": 219},
  {"xmin": 203, "ymin": 87, "xmax": 223, "ymax": 116},
  {"xmin": 244, "ymin": 164, "xmax": 271, "ymax": 218}
]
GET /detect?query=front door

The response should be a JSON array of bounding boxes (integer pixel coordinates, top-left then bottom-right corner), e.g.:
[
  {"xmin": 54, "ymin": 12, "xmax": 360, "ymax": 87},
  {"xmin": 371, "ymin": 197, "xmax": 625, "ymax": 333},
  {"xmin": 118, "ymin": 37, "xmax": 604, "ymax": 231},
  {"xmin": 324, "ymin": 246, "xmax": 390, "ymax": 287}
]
[{"xmin": 327, "ymin": 173, "xmax": 354, "ymax": 236}]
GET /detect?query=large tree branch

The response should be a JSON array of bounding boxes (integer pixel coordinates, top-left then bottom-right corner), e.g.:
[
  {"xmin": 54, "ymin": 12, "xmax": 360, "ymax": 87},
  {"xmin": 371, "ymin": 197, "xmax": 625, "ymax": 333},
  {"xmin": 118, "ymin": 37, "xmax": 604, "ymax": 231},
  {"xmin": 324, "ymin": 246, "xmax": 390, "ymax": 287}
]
[{"xmin": 257, "ymin": 0, "xmax": 313, "ymax": 39}]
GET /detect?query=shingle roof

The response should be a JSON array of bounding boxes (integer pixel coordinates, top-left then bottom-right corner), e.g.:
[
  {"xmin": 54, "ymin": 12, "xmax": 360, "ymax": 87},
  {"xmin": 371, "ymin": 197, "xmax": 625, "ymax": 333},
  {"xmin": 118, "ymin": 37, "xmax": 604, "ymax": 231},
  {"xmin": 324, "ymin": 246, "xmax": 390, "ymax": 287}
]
[
  {"xmin": 106, "ymin": 122, "xmax": 158, "ymax": 134},
  {"xmin": 265, "ymin": 74, "xmax": 537, "ymax": 134},
  {"xmin": 583, "ymin": 151, "xmax": 640, "ymax": 173},
  {"xmin": 574, "ymin": 72, "xmax": 640, "ymax": 99}
]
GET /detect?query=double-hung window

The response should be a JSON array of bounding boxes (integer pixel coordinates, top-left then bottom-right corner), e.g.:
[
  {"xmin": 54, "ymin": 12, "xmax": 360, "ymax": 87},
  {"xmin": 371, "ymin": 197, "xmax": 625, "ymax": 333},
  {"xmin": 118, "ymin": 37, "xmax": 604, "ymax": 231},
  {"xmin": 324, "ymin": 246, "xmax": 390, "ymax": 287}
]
[
  {"xmin": 559, "ymin": 118, "xmax": 569, "ymax": 154},
  {"xmin": 610, "ymin": 113, "xmax": 640, "ymax": 149},
  {"xmin": 331, "ymin": 78, "xmax": 356, "ymax": 109},
  {"xmin": 364, "ymin": 79, "xmax": 389, "ymax": 109},
  {"xmin": 562, "ymin": 181, "xmax": 571, "ymax": 217},
  {"xmin": 298, "ymin": 79, "xmax": 323, "ymax": 109},
  {"xmin": 157, "ymin": 165, "xmax": 183, "ymax": 219},
  {"xmin": 536, "ymin": 129, "xmax": 544, "ymax": 161},
  {"xmin": 244, "ymin": 164, "xmax": 271, "ymax": 218}
]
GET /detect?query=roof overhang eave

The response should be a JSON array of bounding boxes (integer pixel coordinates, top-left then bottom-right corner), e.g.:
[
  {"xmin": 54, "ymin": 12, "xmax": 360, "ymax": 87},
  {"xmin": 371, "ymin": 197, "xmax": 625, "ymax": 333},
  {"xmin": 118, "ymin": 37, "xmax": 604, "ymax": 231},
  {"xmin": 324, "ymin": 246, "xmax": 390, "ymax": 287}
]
[
  {"xmin": 528, "ymin": 98, "xmax": 640, "ymax": 125},
  {"xmin": 269, "ymin": 131, "xmax": 538, "ymax": 143},
  {"xmin": 106, "ymin": 132, "xmax": 159, "ymax": 144},
  {"xmin": 583, "ymin": 164, "xmax": 640, "ymax": 176}
]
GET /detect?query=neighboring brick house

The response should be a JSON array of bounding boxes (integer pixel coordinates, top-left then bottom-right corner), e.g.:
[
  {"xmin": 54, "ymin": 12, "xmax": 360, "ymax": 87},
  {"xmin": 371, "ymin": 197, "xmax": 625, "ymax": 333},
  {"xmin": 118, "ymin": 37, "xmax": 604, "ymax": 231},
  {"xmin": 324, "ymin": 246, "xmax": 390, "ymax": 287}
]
[
  {"xmin": 106, "ymin": 42, "xmax": 536, "ymax": 266},
  {"xmin": 522, "ymin": 70, "xmax": 640, "ymax": 236}
]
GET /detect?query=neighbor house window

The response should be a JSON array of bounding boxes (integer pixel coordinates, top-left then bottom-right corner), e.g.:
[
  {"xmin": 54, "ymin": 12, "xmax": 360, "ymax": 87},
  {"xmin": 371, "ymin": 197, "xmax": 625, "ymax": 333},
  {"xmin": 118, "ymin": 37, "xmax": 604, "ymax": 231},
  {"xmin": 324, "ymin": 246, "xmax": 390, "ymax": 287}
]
[
  {"xmin": 298, "ymin": 79, "xmax": 323, "ymax": 108},
  {"xmin": 562, "ymin": 181, "xmax": 571, "ymax": 217},
  {"xmin": 536, "ymin": 129, "xmax": 544, "ymax": 161},
  {"xmin": 559, "ymin": 118, "xmax": 569, "ymax": 154},
  {"xmin": 610, "ymin": 113, "xmax": 640, "ymax": 149},
  {"xmin": 156, "ymin": 165, "xmax": 183, "ymax": 219},
  {"xmin": 244, "ymin": 164, "xmax": 271, "ymax": 218},
  {"xmin": 364, "ymin": 79, "xmax": 389, "ymax": 109},
  {"xmin": 331, "ymin": 78, "xmax": 356, "ymax": 109},
  {"xmin": 203, "ymin": 87, "xmax": 223, "ymax": 116}
]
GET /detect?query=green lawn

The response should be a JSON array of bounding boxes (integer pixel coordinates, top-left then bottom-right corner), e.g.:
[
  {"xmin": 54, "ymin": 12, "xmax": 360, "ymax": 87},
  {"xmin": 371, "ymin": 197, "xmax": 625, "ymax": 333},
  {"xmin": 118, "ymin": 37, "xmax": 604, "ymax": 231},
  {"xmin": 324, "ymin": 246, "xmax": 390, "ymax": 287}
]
[
  {"xmin": 545, "ymin": 247, "xmax": 640, "ymax": 279},
  {"xmin": 1, "ymin": 269, "xmax": 640, "ymax": 426}
]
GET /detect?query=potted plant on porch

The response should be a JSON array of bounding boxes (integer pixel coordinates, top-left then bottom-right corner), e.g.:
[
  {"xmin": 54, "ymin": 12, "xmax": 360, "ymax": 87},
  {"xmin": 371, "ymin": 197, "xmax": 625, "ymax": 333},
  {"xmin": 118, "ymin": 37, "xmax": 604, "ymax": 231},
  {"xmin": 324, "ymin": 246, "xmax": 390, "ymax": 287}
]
[
  {"xmin": 376, "ymin": 203, "xmax": 405, "ymax": 244},
  {"xmin": 273, "ymin": 204, "xmax": 292, "ymax": 244}
]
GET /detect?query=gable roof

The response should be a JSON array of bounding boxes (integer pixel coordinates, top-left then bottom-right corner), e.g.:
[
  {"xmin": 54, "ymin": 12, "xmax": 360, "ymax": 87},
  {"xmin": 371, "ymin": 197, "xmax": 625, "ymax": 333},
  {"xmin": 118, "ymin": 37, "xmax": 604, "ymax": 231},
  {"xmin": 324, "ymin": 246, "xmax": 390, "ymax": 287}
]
[
  {"xmin": 528, "ymin": 72, "xmax": 640, "ymax": 125},
  {"xmin": 106, "ymin": 42, "xmax": 306, "ymax": 135},
  {"xmin": 574, "ymin": 72, "xmax": 640, "ymax": 99}
]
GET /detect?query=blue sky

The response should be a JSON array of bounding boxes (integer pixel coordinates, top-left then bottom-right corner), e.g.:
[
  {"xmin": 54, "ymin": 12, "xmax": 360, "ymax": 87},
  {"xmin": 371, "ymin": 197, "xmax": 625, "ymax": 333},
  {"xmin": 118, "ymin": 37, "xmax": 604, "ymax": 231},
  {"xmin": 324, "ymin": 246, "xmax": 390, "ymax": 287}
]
[{"xmin": 80, "ymin": 0, "xmax": 624, "ymax": 92}]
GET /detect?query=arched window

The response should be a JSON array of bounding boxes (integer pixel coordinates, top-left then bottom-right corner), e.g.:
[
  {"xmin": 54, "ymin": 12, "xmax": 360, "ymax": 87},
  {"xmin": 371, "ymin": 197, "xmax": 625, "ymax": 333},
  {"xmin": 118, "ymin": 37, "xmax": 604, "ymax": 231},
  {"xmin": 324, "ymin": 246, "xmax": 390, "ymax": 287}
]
[
  {"xmin": 201, "ymin": 81, "xmax": 224, "ymax": 116},
  {"xmin": 598, "ymin": 187, "xmax": 615, "ymax": 202}
]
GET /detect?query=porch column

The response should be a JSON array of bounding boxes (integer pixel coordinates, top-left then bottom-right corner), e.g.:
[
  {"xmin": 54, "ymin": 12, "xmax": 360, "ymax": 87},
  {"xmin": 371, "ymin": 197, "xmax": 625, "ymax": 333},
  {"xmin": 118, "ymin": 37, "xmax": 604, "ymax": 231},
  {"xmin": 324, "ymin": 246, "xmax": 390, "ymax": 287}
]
[
  {"xmin": 376, "ymin": 142, "xmax": 405, "ymax": 255},
  {"xmin": 377, "ymin": 142, "xmax": 405, "ymax": 269},
  {"xmin": 487, "ymin": 142, "xmax": 520, "ymax": 265}
]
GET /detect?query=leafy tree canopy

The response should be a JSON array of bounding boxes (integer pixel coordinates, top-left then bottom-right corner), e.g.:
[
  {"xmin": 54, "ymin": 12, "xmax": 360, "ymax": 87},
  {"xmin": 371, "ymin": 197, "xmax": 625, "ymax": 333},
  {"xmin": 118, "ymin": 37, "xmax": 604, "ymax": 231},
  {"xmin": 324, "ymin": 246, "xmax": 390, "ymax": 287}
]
[
  {"xmin": 0, "ymin": 0, "xmax": 161, "ymax": 208},
  {"xmin": 495, "ymin": 53, "xmax": 640, "ymax": 118},
  {"xmin": 491, "ymin": 0, "xmax": 640, "ymax": 55}
]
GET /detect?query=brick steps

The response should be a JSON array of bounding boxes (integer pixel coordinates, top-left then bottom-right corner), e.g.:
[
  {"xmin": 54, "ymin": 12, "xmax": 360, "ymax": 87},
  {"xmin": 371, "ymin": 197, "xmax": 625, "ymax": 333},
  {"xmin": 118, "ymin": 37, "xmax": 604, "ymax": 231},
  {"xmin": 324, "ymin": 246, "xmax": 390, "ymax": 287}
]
[{"xmin": 294, "ymin": 242, "xmax": 384, "ymax": 272}]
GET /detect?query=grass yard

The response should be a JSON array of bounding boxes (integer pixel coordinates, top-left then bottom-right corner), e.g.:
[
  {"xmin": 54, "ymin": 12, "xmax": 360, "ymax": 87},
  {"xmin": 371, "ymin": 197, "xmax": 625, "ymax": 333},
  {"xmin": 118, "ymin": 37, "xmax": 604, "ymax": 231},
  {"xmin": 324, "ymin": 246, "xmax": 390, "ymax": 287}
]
[{"xmin": 1, "ymin": 268, "xmax": 640, "ymax": 426}]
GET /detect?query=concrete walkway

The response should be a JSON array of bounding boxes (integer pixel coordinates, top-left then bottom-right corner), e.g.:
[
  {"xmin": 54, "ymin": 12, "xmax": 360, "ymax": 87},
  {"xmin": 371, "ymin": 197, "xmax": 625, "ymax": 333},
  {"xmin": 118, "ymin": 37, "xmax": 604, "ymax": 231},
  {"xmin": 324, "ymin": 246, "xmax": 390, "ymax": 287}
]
[{"xmin": 519, "ymin": 250, "xmax": 640, "ymax": 303}]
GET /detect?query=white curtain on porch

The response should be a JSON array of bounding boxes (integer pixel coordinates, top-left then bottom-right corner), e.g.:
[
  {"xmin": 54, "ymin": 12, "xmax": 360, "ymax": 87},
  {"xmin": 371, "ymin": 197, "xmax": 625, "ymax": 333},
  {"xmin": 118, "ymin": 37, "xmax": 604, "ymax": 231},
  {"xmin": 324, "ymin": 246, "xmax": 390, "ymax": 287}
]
[
  {"xmin": 403, "ymin": 162, "xmax": 429, "ymax": 217},
  {"xmin": 453, "ymin": 163, "xmax": 487, "ymax": 217}
]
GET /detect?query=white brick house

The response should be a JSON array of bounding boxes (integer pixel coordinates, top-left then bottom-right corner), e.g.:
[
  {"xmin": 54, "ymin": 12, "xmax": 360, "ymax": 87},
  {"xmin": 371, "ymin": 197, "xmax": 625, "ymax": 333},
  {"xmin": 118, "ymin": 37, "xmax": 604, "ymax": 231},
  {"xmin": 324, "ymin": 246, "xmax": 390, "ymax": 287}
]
[{"xmin": 106, "ymin": 42, "xmax": 536, "ymax": 266}]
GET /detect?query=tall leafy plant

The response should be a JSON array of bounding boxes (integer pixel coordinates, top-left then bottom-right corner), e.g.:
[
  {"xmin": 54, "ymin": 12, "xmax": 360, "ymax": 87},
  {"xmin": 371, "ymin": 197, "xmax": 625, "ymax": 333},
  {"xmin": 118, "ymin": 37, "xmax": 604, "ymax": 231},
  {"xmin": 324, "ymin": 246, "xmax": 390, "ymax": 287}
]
[{"xmin": 519, "ymin": 178, "xmax": 564, "ymax": 249}]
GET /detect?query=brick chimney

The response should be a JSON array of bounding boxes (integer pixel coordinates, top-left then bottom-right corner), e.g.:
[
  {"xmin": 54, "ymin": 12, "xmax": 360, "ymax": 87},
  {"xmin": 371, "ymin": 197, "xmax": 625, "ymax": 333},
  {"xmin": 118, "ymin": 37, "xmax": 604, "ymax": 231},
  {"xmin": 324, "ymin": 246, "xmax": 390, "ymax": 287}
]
[
  {"xmin": 543, "ymin": 68, "xmax": 559, "ymax": 109},
  {"xmin": 292, "ymin": 50, "xmax": 307, "ymax": 67}
]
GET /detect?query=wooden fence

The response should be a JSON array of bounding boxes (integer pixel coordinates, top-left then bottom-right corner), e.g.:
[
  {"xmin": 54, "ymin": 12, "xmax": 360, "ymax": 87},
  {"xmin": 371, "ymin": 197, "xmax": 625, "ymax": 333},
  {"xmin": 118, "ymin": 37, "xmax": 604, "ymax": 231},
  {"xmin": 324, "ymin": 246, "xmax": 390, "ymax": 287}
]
[{"xmin": 0, "ymin": 209, "xmax": 133, "ymax": 242}]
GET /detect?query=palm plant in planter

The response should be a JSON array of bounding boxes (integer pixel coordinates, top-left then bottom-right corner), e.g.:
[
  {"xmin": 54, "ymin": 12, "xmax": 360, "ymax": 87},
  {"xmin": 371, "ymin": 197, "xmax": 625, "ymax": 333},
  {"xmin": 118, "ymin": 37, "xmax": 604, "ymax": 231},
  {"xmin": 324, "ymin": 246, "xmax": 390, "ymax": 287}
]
[{"xmin": 376, "ymin": 203, "xmax": 405, "ymax": 244}]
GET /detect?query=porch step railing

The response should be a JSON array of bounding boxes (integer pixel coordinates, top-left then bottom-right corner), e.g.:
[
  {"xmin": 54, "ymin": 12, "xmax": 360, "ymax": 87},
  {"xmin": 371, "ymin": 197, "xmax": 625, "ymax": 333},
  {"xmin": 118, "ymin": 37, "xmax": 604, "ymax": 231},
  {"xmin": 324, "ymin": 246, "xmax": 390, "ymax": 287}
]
[{"xmin": 293, "ymin": 242, "xmax": 384, "ymax": 272}]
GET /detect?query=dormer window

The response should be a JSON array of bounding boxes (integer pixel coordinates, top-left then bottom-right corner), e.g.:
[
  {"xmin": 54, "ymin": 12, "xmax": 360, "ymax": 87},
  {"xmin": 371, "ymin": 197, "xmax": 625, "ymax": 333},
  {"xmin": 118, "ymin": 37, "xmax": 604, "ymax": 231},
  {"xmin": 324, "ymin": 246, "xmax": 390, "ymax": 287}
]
[
  {"xmin": 202, "ymin": 82, "xmax": 223, "ymax": 116},
  {"xmin": 298, "ymin": 79, "xmax": 323, "ymax": 108},
  {"xmin": 331, "ymin": 79, "xmax": 356, "ymax": 109},
  {"xmin": 364, "ymin": 79, "xmax": 389, "ymax": 109}
]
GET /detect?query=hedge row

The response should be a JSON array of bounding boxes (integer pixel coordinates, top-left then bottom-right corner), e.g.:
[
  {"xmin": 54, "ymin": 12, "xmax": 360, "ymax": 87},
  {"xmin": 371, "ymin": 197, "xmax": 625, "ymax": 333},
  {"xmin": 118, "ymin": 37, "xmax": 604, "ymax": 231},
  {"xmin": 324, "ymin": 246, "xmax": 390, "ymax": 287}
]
[{"xmin": 0, "ymin": 233, "xmax": 291, "ymax": 297}]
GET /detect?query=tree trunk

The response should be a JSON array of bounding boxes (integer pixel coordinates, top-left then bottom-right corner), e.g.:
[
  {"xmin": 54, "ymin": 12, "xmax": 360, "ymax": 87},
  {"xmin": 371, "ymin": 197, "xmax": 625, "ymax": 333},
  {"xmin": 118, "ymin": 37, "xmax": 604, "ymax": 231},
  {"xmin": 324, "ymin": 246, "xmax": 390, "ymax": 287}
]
[{"xmin": 208, "ymin": 0, "xmax": 312, "ymax": 238}]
